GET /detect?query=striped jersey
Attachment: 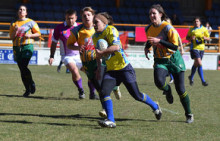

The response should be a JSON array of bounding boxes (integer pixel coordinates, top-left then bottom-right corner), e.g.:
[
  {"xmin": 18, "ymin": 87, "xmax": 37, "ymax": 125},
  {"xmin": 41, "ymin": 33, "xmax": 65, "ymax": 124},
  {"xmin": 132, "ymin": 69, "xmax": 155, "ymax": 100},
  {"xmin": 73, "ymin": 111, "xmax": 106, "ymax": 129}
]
[
  {"xmin": 9, "ymin": 18, "xmax": 41, "ymax": 46},
  {"xmin": 67, "ymin": 24, "xmax": 96, "ymax": 62},
  {"xmin": 52, "ymin": 22, "xmax": 79, "ymax": 56},
  {"xmin": 93, "ymin": 25, "xmax": 129, "ymax": 71},
  {"xmin": 187, "ymin": 25, "xmax": 209, "ymax": 50},
  {"xmin": 145, "ymin": 21, "xmax": 179, "ymax": 59}
]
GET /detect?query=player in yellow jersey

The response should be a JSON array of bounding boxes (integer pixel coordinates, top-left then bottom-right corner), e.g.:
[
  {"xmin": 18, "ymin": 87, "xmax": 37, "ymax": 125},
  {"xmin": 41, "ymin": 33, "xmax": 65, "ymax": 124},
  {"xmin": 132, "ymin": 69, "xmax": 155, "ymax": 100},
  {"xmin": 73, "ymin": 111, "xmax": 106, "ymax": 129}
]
[
  {"xmin": 67, "ymin": 7, "xmax": 121, "ymax": 104},
  {"xmin": 93, "ymin": 12, "xmax": 162, "ymax": 128},
  {"xmin": 9, "ymin": 5, "xmax": 41, "ymax": 97},
  {"xmin": 186, "ymin": 17, "xmax": 210, "ymax": 86},
  {"xmin": 145, "ymin": 4, "xmax": 193, "ymax": 123},
  {"xmin": 67, "ymin": 7, "xmax": 99, "ymax": 100}
]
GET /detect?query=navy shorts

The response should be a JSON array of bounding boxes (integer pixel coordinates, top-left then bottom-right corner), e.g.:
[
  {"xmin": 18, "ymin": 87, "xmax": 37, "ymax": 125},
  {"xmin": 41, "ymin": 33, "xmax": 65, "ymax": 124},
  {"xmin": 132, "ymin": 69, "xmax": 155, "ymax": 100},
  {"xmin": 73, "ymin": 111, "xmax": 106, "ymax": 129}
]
[
  {"xmin": 190, "ymin": 49, "xmax": 204, "ymax": 59},
  {"xmin": 103, "ymin": 63, "xmax": 136, "ymax": 86}
]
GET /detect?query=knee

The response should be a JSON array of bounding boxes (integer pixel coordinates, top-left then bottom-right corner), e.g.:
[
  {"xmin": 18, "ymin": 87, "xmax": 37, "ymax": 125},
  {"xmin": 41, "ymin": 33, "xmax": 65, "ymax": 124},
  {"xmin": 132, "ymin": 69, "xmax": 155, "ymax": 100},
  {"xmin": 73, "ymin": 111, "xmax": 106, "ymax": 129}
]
[
  {"xmin": 154, "ymin": 79, "xmax": 164, "ymax": 89},
  {"xmin": 177, "ymin": 88, "xmax": 185, "ymax": 96},
  {"xmin": 99, "ymin": 89, "xmax": 110, "ymax": 99}
]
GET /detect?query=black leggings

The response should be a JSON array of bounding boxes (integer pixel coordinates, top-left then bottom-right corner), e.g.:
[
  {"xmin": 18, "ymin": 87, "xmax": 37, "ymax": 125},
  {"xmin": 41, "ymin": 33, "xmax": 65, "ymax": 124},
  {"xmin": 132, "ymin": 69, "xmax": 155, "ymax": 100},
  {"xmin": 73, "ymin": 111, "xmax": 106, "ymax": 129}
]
[
  {"xmin": 17, "ymin": 58, "xmax": 33, "ymax": 91},
  {"xmin": 154, "ymin": 68, "xmax": 185, "ymax": 95},
  {"xmin": 100, "ymin": 78, "xmax": 143, "ymax": 101}
]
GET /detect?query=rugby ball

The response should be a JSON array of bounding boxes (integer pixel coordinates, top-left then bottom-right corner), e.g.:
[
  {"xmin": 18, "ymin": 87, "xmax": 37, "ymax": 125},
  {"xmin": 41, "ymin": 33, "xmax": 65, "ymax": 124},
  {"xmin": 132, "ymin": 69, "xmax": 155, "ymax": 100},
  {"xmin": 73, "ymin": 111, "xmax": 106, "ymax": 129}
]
[
  {"xmin": 97, "ymin": 39, "xmax": 111, "ymax": 60},
  {"xmin": 97, "ymin": 39, "xmax": 108, "ymax": 51}
]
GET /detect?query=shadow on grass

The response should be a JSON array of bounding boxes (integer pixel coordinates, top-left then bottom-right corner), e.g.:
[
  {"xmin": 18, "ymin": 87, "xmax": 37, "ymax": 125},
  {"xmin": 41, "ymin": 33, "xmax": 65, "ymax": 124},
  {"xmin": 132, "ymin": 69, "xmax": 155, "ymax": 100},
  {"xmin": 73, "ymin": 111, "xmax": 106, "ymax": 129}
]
[
  {"xmin": 0, "ymin": 112, "xmax": 155, "ymax": 127},
  {"xmin": 0, "ymin": 119, "xmax": 96, "ymax": 127},
  {"xmin": 0, "ymin": 94, "xmax": 79, "ymax": 101}
]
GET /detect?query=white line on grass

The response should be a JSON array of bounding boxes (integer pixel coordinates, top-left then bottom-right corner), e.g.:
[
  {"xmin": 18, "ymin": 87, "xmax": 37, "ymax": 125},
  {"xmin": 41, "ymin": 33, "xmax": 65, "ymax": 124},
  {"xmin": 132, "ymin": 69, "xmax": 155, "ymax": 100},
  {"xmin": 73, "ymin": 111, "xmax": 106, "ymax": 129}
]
[
  {"xmin": 8, "ymin": 67, "xmax": 19, "ymax": 71},
  {"xmin": 161, "ymin": 108, "xmax": 179, "ymax": 115}
]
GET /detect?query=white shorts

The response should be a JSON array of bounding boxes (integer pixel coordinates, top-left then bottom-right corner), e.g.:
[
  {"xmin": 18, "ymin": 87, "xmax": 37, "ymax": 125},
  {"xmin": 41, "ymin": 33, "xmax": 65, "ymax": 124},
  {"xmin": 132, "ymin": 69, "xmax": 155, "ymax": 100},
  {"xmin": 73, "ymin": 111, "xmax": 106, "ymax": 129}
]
[{"xmin": 61, "ymin": 55, "xmax": 82, "ymax": 69}]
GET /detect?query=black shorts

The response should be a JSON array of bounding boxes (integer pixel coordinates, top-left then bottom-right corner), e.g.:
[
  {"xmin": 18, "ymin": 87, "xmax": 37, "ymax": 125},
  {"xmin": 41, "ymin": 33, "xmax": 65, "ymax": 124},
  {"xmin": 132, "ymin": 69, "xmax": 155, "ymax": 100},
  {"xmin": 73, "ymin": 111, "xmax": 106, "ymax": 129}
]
[
  {"xmin": 103, "ymin": 63, "xmax": 136, "ymax": 86},
  {"xmin": 190, "ymin": 49, "xmax": 204, "ymax": 59}
]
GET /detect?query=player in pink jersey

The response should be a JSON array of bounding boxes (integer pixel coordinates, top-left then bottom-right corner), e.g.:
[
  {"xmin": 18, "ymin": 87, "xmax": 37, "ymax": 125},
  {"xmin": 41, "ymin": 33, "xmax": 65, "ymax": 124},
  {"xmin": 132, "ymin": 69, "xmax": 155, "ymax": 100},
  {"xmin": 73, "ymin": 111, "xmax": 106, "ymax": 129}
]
[{"xmin": 49, "ymin": 9, "xmax": 98, "ymax": 99}]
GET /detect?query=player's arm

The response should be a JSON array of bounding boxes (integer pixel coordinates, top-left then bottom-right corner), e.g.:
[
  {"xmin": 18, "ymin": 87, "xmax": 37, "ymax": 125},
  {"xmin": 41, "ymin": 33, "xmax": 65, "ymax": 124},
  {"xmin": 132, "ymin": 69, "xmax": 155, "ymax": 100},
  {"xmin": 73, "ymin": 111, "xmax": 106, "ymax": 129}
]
[
  {"xmin": 96, "ymin": 27, "xmax": 120, "ymax": 58},
  {"xmin": 49, "ymin": 26, "xmax": 60, "ymax": 65},
  {"xmin": 48, "ymin": 41, "xmax": 57, "ymax": 65},
  {"xmin": 147, "ymin": 36, "xmax": 178, "ymax": 51},
  {"xmin": 161, "ymin": 28, "xmax": 179, "ymax": 51},
  {"xmin": 95, "ymin": 58, "xmax": 102, "ymax": 80},
  {"xmin": 186, "ymin": 29, "xmax": 195, "ymax": 41},
  {"xmin": 144, "ymin": 41, "xmax": 151, "ymax": 60},
  {"xmin": 96, "ymin": 45, "xmax": 119, "ymax": 59},
  {"xmin": 9, "ymin": 24, "xmax": 18, "ymax": 40},
  {"xmin": 25, "ymin": 22, "xmax": 41, "ymax": 39},
  {"xmin": 67, "ymin": 32, "xmax": 80, "ymax": 50}
]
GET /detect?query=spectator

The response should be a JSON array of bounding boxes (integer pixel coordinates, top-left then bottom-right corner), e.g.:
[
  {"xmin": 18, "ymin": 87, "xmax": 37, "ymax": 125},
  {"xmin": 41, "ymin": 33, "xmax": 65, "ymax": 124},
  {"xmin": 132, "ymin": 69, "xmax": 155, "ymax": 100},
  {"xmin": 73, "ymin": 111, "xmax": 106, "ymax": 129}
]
[
  {"xmin": 171, "ymin": 13, "xmax": 181, "ymax": 25},
  {"xmin": 205, "ymin": 22, "xmax": 212, "ymax": 45}
]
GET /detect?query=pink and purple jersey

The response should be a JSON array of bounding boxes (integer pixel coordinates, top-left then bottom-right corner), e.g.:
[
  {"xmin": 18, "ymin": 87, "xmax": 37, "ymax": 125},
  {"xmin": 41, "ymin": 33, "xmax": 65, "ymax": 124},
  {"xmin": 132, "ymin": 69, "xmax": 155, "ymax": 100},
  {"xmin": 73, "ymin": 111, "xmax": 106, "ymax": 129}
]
[{"xmin": 52, "ymin": 22, "xmax": 79, "ymax": 56}]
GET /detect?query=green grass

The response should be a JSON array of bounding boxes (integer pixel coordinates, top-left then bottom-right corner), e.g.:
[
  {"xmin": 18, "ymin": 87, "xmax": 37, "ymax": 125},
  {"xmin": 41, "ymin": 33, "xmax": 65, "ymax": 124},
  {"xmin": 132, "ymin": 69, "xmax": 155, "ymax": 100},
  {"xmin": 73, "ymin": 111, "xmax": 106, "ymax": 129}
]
[{"xmin": 0, "ymin": 64, "xmax": 219, "ymax": 141}]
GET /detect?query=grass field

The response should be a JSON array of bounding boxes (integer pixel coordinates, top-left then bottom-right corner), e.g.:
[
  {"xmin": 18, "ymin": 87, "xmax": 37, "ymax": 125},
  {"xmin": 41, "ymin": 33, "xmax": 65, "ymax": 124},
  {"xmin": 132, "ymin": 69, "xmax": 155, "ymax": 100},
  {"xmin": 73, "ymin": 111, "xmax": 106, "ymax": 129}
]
[{"xmin": 0, "ymin": 64, "xmax": 219, "ymax": 141}]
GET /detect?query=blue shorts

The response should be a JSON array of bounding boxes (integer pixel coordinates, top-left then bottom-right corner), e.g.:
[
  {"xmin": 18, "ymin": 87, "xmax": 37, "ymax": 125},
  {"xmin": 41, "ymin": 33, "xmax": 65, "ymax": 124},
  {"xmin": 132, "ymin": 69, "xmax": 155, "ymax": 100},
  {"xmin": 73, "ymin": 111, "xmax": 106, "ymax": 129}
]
[
  {"xmin": 190, "ymin": 49, "xmax": 204, "ymax": 59},
  {"xmin": 103, "ymin": 63, "xmax": 136, "ymax": 86}
]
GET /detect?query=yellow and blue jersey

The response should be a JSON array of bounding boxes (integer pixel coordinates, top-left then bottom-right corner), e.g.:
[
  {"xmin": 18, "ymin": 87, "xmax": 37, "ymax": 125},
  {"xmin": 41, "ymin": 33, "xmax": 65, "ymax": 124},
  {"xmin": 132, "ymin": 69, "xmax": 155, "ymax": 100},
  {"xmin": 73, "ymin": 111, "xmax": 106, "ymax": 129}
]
[
  {"xmin": 93, "ymin": 25, "xmax": 129, "ymax": 71},
  {"xmin": 67, "ymin": 24, "xmax": 96, "ymax": 62},
  {"xmin": 9, "ymin": 18, "xmax": 41, "ymax": 47},
  {"xmin": 187, "ymin": 25, "xmax": 209, "ymax": 50},
  {"xmin": 145, "ymin": 21, "xmax": 179, "ymax": 59}
]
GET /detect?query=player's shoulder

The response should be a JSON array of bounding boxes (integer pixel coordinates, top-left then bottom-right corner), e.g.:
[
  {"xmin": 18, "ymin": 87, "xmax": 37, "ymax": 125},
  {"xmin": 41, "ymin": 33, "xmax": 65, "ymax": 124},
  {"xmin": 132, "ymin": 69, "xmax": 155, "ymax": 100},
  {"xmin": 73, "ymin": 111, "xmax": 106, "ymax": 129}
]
[
  {"xmin": 163, "ymin": 21, "xmax": 174, "ymax": 30},
  {"xmin": 106, "ymin": 25, "xmax": 118, "ymax": 33},
  {"xmin": 71, "ymin": 24, "xmax": 83, "ymax": 33},
  {"xmin": 201, "ymin": 25, "xmax": 208, "ymax": 31},
  {"xmin": 145, "ymin": 23, "xmax": 153, "ymax": 33},
  {"xmin": 54, "ymin": 22, "xmax": 65, "ymax": 29}
]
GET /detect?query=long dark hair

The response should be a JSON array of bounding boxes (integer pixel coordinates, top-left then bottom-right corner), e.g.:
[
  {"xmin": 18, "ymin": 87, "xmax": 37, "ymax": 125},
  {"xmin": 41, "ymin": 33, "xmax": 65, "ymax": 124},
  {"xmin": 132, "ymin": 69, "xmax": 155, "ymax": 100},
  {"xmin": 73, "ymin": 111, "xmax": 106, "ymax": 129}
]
[
  {"xmin": 150, "ymin": 4, "xmax": 168, "ymax": 21},
  {"xmin": 100, "ymin": 12, "xmax": 114, "ymax": 25}
]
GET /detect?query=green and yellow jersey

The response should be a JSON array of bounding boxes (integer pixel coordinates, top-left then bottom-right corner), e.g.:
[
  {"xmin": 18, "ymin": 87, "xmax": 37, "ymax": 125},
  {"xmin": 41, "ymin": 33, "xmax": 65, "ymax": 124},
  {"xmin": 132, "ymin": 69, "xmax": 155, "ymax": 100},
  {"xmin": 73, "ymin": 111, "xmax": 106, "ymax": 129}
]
[
  {"xmin": 93, "ymin": 25, "xmax": 129, "ymax": 71},
  {"xmin": 145, "ymin": 21, "xmax": 179, "ymax": 59},
  {"xmin": 67, "ymin": 24, "xmax": 96, "ymax": 62},
  {"xmin": 9, "ymin": 18, "xmax": 40, "ymax": 47},
  {"xmin": 187, "ymin": 25, "xmax": 209, "ymax": 50}
]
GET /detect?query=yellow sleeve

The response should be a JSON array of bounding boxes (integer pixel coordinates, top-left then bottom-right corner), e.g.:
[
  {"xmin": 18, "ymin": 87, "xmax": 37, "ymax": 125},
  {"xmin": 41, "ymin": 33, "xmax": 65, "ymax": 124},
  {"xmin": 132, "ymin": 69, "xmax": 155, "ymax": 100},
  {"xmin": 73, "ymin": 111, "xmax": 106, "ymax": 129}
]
[
  {"xmin": 9, "ymin": 23, "xmax": 15, "ymax": 38},
  {"xmin": 32, "ymin": 22, "xmax": 41, "ymax": 35},
  {"xmin": 204, "ymin": 28, "xmax": 210, "ymax": 38},
  {"xmin": 67, "ymin": 32, "xmax": 77, "ymax": 46},
  {"xmin": 187, "ymin": 28, "xmax": 192, "ymax": 37},
  {"xmin": 167, "ymin": 28, "xmax": 179, "ymax": 46},
  {"xmin": 107, "ymin": 26, "xmax": 120, "ymax": 46}
]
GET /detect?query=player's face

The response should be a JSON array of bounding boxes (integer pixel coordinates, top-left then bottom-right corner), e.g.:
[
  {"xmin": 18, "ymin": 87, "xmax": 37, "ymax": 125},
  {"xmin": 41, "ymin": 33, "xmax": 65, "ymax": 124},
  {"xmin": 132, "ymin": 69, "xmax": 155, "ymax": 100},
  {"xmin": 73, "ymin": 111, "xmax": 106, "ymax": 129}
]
[
  {"xmin": 82, "ymin": 11, "xmax": 94, "ymax": 25},
  {"xmin": 93, "ymin": 18, "xmax": 106, "ymax": 33},
  {"xmin": 194, "ymin": 19, "xmax": 201, "ymax": 28},
  {"xmin": 18, "ymin": 6, "xmax": 27, "ymax": 19},
  {"xmin": 149, "ymin": 8, "xmax": 162, "ymax": 25},
  {"xmin": 65, "ymin": 14, "xmax": 77, "ymax": 27}
]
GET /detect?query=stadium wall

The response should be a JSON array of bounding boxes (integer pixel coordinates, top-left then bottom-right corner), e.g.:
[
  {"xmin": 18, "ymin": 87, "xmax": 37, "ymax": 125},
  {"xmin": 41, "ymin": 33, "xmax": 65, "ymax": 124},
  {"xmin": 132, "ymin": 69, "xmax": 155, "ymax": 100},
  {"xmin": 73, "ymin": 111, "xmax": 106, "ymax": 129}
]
[{"xmin": 0, "ymin": 48, "xmax": 219, "ymax": 70}]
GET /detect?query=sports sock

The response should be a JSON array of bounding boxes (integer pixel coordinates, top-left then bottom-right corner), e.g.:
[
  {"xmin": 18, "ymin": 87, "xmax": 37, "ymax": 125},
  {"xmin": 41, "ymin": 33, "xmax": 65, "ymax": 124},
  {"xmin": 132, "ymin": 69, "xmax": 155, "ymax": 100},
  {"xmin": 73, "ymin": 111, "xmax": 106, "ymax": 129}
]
[
  {"xmin": 162, "ymin": 83, "xmax": 169, "ymax": 92},
  {"xmin": 170, "ymin": 73, "xmax": 174, "ymax": 80},
  {"xmin": 113, "ymin": 86, "xmax": 118, "ymax": 91},
  {"xmin": 180, "ymin": 92, "xmax": 192, "ymax": 115},
  {"xmin": 141, "ymin": 93, "xmax": 158, "ymax": 111},
  {"xmin": 190, "ymin": 65, "xmax": 197, "ymax": 80},
  {"xmin": 73, "ymin": 78, "xmax": 83, "ymax": 90},
  {"xmin": 198, "ymin": 66, "xmax": 205, "ymax": 83},
  {"xmin": 88, "ymin": 81, "xmax": 95, "ymax": 95},
  {"xmin": 102, "ymin": 96, "xmax": 115, "ymax": 122}
]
